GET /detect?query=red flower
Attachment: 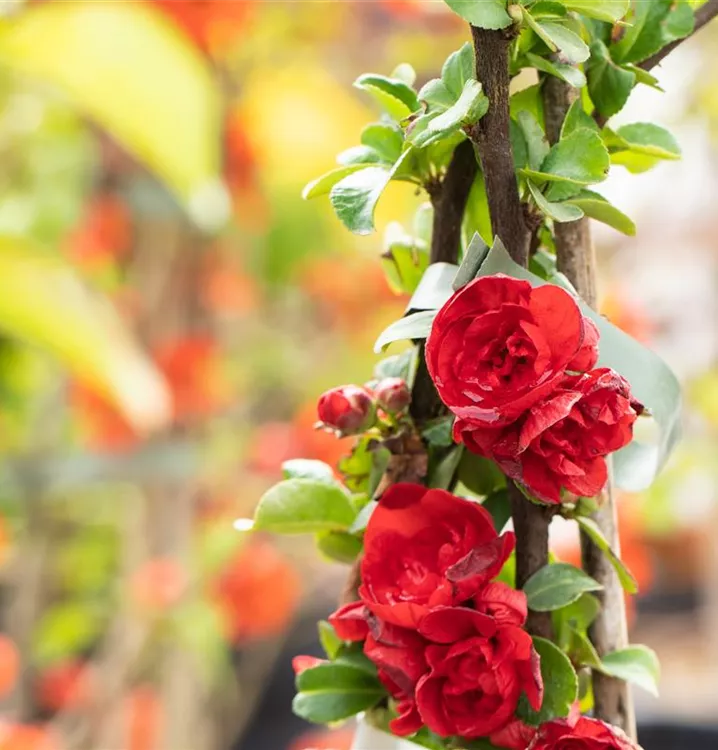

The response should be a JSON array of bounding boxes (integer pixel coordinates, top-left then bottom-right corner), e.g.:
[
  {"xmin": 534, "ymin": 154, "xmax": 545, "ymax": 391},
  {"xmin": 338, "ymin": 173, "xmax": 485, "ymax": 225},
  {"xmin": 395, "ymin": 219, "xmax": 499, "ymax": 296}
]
[
  {"xmin": 414, "ymin": 607, "xmax": 542, "ymax": 739},
  {"xmin": 329, "ymin": 602, "xmax": 370, "ymax": 642},
  {"xmin": 317, "ymin": 386, "xmax": 376, "ymax": 436},
  {"xmin": 426, "ymin": 276, "xmax": 594, "ymax": 427},
  {"xmin": 457, "ymin": 369, "xmax": 642, "ymax": 504},
  {"xmin": 359, "ymin": 484, "xmax": 514, "ymax": 629},
  {"xmin": 529, "ymin": 718, "xmax": 641, "ymax": 750},
  {"xmin": 292, "ymin": 656, "xmax": 324, "ymax": 675}
]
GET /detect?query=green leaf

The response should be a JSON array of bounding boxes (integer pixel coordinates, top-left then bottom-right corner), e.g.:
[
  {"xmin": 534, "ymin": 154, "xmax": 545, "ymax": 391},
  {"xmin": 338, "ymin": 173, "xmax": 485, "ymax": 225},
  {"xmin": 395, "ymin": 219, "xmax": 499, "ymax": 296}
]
[
  {"xmin": 282, "ymin": 459, "xmax": 336, "ymax": 483},
  {"xmin": 518, "ymin": 636, "xmax": 578, "ymax": 724},
  {"xmin": 539, "ymin": 128, "xmax": 610, "ymax": 185},
  {"xmin": 316, "ymin": 530, "xmax": 363, "ymax": 564},
  {"xmin": 429, "ymin": 446, "xmax": 464, "ymax": 490},
  {"xmin": 565, "ymin": 190, "xmax": 636, "ymax": 235},
  {"xmin": 524, "ymin": 562, "xmax": 603, "ymax": 611},
  {"xmin": 0, "ymin": 239, "xmax": 170, "ymax": 433},
  {"xmin": 422, "ymin": 417, "xmax": 455, "ymax": 448},
  {"xmin": 534, "ymin": 21, "xmax": 590, "ymax": 64},
  {"xmin": 318, "ymin": 620, "xmax": 343, "ymax": 660},
  {"xmin": 569, "ymin": 627, "xmax": 603, "ymax": 669},
  {"xmin": 33, "ymin": 602, "xmax": 104, "ymax": 666},
  {"xmin": 462, "ymin": 170, "xmax": 493, "ymax": 248},
  {"xmin": 609, "ymin": 123, "xmax": 681, "ymax": 173},
  {"xmin": 302, "ymin": 165, "xmax": 369, "ymax": 200},
  {"xmin": 554, "ymin": 593, "xmax": 602, "ymax": 633},
  {"xmin": 611, "ymin": 0, "xmax": 694, "ymax": 65},
  {"xmin": 442, "ymin": 42, "xmax": 476, "ymax": 100},
  {"xmin": 517, "ymin": 111, "xmax": 550, "ymax": 171},
  {"xmin": 374, "ymin": 347, "xmax": 419, "ymax": 385},
  {"xmin": 374, "ymin": 310, "xmax": 438, "ymax": 352},
  {"xmin": 576, "ymin": 517, "xmax": 639, "ymax": 594},
  {"xmin": 329, "ymin": 149, "xmax": 414, "ymax": 235},
  {"xmin": 337, "ymin": 145, "xmax": 383, "ymax": 166},
  {"xmin": 510, "ymin": 83, "xmax": 545, "ymax": 125},
  {"xmin": 392, "ymin": 62, "xmax": 417, "ymax": 86},
  {"xmin": 526, "ymin": 52, "xmax": 586, "ymax": 88},
  {"xmin": 419, "ymin": 78, "xmax": 455, "ymax": 109},
  {"xmin": 0, "ymin": 2, "xmax": 224, "ymax": 228},
  {"xmin": 362, "ymin": 122, "xmax": 405, "ymax": 164},
  {"xmin": 382, "ymin": 237, "xmax": 430, "ymax": 295},
  {"xmin": 253, "ymin": 479, "xmax": 356, "ymax": 534},
  {"xmin": 354, "ymin": 74, "xmax": 420, "ymax": 120},
  {"xmin": 600, "ymin": 645, "xmax": 661, "ymax": 696},
  {"xmin": 443, "ymin": 0, "xmax": 513, "ymax": 29},
  {"xmin": 457, "ymin": 451, "xmax": 506, "ymax": 497},
  {"xmin": 349, "ymin": 500, "xmax": 377, "ymax": 534},
  {"xmin": 528, "ymin": 180, "xmax": 585, "ymax": 222},
  {"xmin": 586, "ymin": 40, "xmax": 636, "ymax": 120},
  {"xmin": 561, "ymin": 99, "xmax": 599, "ymax": 140},
  {"xmin": 293, "ymin": 662, "xmax": 385, "ymax": 724},
  {"xmin": 482, "ymin": 489, "xmax": 512, "ymax": 533},
  {"xmin": 558, "ymin": 0, "xmax": 629, "ymax": 23}
]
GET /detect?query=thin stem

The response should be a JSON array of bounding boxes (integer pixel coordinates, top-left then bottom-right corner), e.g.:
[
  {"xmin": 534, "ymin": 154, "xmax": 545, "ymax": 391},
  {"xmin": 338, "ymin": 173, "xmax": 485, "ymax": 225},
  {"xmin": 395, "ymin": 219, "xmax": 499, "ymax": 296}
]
[
  {"xmin": 542, "ymin": 73, "xmax": 636, "ymax": 740},
  {"xmin": 641, "ymin": 0, "xmax": 718, "ymax": 72},
  {"xmin": 470, "ymin": 25, "xmax": 552, "ymax": 640}
]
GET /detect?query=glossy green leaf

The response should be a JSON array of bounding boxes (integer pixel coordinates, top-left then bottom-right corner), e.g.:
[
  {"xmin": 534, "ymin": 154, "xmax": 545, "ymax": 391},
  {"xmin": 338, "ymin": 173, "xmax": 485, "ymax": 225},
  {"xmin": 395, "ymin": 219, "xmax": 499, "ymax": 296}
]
[
  {"xmin": 429, "ymin": 446, "xmax": 464, "ymax": 490},
  {"xmin": 539, "ymin": 128, "xmax": 610, "ymax": 185},
  {"xmin": 374, "ymin": 347, "xmax": 419, "ymax": 385},
  {"xmin": 553, "ymin": 593, "xmax": 602, "ymax": 633},
  {"xmin": 600, "ymin": 645, "xmax": 661, "ymax": 696},
  {"xmin": 0, "ymin": 2, "xmax": 224, "ymax": 229},
  {"xmin": 586, "ymin": 40, "xmax": 636, "ymax": 120},
  {"xmin": 576, "ymin": 516, "xmax": 639, "ymax": 594},
  {"xmin": 526, "ymin": 52, "xmax": 586, "ymax": 89},
  {"xmin": 482, "ymin": 489, "xmax": 512, "ymax": 533},
  {"xmin": 524, "ymin": 562, "xmax": 603, "ymax": 612},
  {"xmin": 337, "ymin": 145, "xmax": 383, "ymax": 166},
  {"xmin": 0, "ymin": 239, "xmax": 170, "ymax": 433},
  {"xmin": 565, "ymin": 190, "xmax": 636, "ymax": 235},
  {"xmin": 558, "ymin": 0, "xmax": 629, "ymax": 22},
  {"xmin": 354, "ymin": 74, "xmax": 420, "ymax": 120},
  {"xmin": 561, "ymin": 99, "xmax": 600, "ymax": 139},
  {"xmin": 422, "ymin": 417, "xmax": 455, "ymax": 448},
  {"xmin": 611, "ymin": 0, "xmax": 694, "ymax": 65},
  {"xmin": 419, "ymin": 78, "xmax": 455, "ymax": 109},
  {"xmin": 443, "ymin": 0, "xmax": 513, "ymax": 29},
  {"xmin": 254, "ymin": 479, "xmax": 356, "ymax": 534},
  {"xmin": 609, "ymin": 123, "xmax": 681, "ymax": 173},
  {"xmin": 293, "ymin": 662, "xmax": 384, "ymax": 724},
  {"xmin": 282, "ymin": 459, "xmax": 336, "ymax": 483},
  {"xmin": 302, "ymin": 165, "xmax": 370, "ymax": 200},
  {"xmin": 570, "ymin": 627, "xmax": 604, "ymax": 669},
  {"xmin": 441, "ymin": 42, "xmax": 476, "ymax": 99},
  {"xmin": 518, "ymin": 111, "xmax": 550, "ymax": 171},
  {"xmin": 349, "ymin": 500, "xmax": 377, "ymax": 534},
  {"xmin": 528, "ymin": 181, "xmax": 584, "ymax": 222},
  {"xmin": 361, "ymin": 122, "xmax": 405, "ymax": 164},
  {"xmin": 316, "ymin": 530, "xmax": 363, "ymax": 564},
  {"xmin": 534, "ymin": 21, "xmax": 590, "ymax": 64},
  {"xmin": 382, "ymin": 234, "xmax": 430, "ymax": 295},
  {"xmin": 457, "ymin": 451, "xmax": 506, "ymax": 497},
  {"xmin": 462, "ymin": 170, "xmax": 493, "ymax": 248},
  {"xmin": 318, "ymin": 621, "xmax": 343, "ymax": 660},
  {"xmin": 374, "ymin": 310, "xmax": 437, "ymax": 352},
  {"xmin": 518, "ymin": 637, "xmax": 578, "ymax": 724}
]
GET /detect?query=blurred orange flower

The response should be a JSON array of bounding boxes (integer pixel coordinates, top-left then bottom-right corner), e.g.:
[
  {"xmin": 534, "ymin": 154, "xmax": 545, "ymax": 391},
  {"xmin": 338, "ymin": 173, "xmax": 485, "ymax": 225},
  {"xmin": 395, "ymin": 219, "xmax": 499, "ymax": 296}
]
[
  {"xmin": 0, "ymin": 635, "xmax": 20, "ymax": 700},
  {"xmin": 213, "ymin": 538, "xmax": 301, "ymax": 644},
  {"xmin": 290, "ymin": 727, "xmax": 354, "ymax": 750},
  {"xmin": 202, "ymin": 253, "xmax": 261, "ymax": 316},
  {"xmin": 130, "ymin": 558, "xmax": 187, "ymax": 613},
  {"xmin": 0, "ymin": 724, "xmax": 60, "ymax": 750},
  {"xmin": 601, "ymin": 292, "xmax": 655, "ymax": 343},
  {"xmin": 36, "ymin": 660, "xmax": 92, "ymax": 713},
  {"xmin": 126, "ymin": 686, "xmax": 163, "ymax": 750},
  {"xmin": 65, "ymin": 193, "xmax": 132, "ymax": 268}
]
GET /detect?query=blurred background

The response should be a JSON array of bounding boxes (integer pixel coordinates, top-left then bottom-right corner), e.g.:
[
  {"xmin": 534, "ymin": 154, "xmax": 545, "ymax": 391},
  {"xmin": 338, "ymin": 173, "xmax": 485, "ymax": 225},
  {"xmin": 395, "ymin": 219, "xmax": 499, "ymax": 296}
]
[{"xmin": 0, "ymin": 1, "xmax": 715, "ymax": 749}]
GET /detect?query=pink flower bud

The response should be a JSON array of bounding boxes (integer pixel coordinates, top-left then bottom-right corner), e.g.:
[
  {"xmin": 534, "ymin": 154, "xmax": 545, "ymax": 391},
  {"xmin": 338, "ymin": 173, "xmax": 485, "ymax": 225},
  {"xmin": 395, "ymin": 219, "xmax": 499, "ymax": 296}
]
[
  {"xmin": 317, "ymin": 385, "xmax": 376, "ymax": 435},
  {"xmin": 374, "ymin": 377, "xmax": 411, "ymax": 414}
]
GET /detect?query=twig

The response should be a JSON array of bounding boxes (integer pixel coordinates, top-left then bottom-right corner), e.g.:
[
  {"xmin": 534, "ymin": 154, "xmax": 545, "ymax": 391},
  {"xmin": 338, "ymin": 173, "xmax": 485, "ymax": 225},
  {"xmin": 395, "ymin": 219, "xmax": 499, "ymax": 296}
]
[
  {"xmin": 641, "ymin": 0, "xmax": 718, "ymax": 72},
  {"xmin": 542, "ymin": 73, "xmax": 636, "ymax": 739},
  {"xmin": 470, "ymin": 26, "xmax": 552, "ymax": 640}
]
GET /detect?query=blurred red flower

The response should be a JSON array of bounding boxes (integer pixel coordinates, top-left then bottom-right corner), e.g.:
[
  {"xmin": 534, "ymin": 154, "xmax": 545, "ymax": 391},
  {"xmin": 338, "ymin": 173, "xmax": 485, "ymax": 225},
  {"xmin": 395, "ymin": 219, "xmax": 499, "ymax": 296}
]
[
  {"xmin": 64, "ymin": 193, "xmax": 132, "ymax": 268},
  {"xmin": 0, "ymin": 636, "xmax": 19, "ymax": 699},
  {"xmin": 36, "ymin": 660, "xmax": 92, "ymax": 713}
]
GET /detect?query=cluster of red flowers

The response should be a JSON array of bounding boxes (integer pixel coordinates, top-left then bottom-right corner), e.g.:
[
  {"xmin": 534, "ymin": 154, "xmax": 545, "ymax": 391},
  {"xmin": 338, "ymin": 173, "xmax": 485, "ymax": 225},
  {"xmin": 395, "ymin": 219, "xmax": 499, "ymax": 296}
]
[
  {"xmin": 327, "ymin": 484, "xmax": 543, "ymax": 742},
  {"xmin": 427, "ymin": 276, "xmax": 643, "ymax": 504}
]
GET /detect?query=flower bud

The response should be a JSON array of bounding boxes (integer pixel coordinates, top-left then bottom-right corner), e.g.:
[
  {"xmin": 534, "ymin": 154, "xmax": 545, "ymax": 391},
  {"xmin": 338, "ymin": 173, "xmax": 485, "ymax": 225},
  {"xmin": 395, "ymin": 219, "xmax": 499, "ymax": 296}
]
[
  {"xmin": 373, "ymin": 377, "xmax": 411, "ymax": 415},
  {"xmin": 317, "ymin": 385, "xmax": 376, "ymax": 436}
]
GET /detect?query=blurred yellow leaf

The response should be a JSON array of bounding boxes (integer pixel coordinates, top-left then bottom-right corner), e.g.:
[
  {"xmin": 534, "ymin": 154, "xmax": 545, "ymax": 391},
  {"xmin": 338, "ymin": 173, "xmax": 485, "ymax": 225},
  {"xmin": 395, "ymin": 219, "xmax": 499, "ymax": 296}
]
[
  {"xmin": 0, "ymin": 2, "xmax": 226, "ymax": 230},
  {"xmin": 0, "ymin": 237, "xmax": 171, "ymax": 433}
]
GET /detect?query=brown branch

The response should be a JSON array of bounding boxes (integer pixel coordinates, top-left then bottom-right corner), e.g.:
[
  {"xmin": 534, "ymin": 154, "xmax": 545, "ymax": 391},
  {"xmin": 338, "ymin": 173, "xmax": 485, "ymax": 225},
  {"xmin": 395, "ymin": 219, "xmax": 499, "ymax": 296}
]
[
  {"xmin": 641, "ymin": 0, "xmax": 718, "ymax": 72},
  {"xmin": 542, "ymin": 74, "xmax": 636, "ymax": 740},
  {"xmin": 470, "ymin": 26, "xmax": 552, "ymax": 639}
]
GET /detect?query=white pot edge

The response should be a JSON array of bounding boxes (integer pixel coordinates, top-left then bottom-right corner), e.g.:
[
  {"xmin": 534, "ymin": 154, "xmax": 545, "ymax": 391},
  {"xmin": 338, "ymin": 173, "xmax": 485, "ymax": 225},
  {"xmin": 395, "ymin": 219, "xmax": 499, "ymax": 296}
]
[{"xmin": 351, "ymin": 715, "xmax": 422, "ymax": 750}]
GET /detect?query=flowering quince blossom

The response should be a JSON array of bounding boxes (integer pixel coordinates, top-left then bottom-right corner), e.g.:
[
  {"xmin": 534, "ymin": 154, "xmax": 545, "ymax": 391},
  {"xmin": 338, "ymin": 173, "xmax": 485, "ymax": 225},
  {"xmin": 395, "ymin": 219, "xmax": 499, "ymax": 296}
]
[
  {"xmin": 426, "ymin": 275, "xmax": 597, "ymax": 427},
  {"xmin": 528, "ymin": 717, "xmax": 642, "ymax": 750},
  {"xmin": 316, "ymin": 385, "xmax": 376, "ymax": 436},
  {"xmin": 327, "ymin": 484, "xmax": 542, "ymax": 741},
  {"xmin": 456, "ymin": 368, "xmax": 643, "ymax": 504}
]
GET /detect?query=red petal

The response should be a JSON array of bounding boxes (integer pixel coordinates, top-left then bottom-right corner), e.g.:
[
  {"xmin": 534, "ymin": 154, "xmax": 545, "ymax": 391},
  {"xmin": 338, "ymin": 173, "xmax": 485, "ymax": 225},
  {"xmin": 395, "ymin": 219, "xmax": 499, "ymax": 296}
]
[
  {"xmin": 418, "ymin": 606, "xmax": 497, "ymax": 643},
  {"xmin": 328, "ymin": 602, "xmax": 369, "ymax": 642},
  {"xmin": 292, "ymin": 655, "xmax": 324, "ymax": 675},
  {"xmin": 528, "ymin": 284, "xmax": 584, "ymax": 367}
]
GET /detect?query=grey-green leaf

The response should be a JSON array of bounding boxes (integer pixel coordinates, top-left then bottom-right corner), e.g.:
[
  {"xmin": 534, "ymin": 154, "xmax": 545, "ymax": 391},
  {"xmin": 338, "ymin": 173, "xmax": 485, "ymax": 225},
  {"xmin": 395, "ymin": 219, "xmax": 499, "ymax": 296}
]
[
  {"xmin": 254, "ymin": 479, "xmax": 356, "ymax": 534},
  {"xmin": 302, "ymin": 165, "xmax": 371, "ymax": 200},
  {"xmin": 282, "ymin": 459, "xmax": 336, "ymax": 483},
  {"xmin": 354, "ymin": 74, "xmax": 420, "ymax": 119},
  {"xmin": 526, "ymin": 52, "xmax": 586, "ymax": 89},
  {"xmin": 443, "ymin": 0, "xmax": 513, "ymax": 29},
  {"xmin": 566, "ymin": 189, "xmax": 636, "ymax": 235},
  {"xmin": 600, "ymin": 645, "xmax": 661, "ymax": 696},
  {"xmin": 442, "ymin": 42, "xmax": 476, "ymax": 99},
  {"xmin": 540, "ymin": 128, "xmax": 610, "ymax": 185},
  {"xmin": 536, "ymin": 21, "xmax": 590, "ymax": 64},
  {"xmin": 518, "ymin": 110, "xmax": 550, "ymax": 171},
  {"xmin": 524, "ymin": 562, "xmax": 603, "ymax": 611},
  {"xmin": 374, "ymin": 309, "xmax": 438, "ymax": 352},
  {"xmin": 528, "ymin": 181, "xmax": 585, "ymax": 223}
]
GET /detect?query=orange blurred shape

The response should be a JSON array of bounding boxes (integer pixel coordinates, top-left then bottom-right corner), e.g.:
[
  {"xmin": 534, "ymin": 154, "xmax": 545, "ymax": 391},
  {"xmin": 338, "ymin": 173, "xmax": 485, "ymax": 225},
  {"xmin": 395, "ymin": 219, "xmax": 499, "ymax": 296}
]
[
  {"xmin": 126, "ymin": 686, "xmax": 163, "ymax": 750},
  {"xmin": 0, "ymin": 515, "xmax": 11, "ymax": 569},
  {"xmin": 601, "ymin": 292, "xmax": 655, "ymax": 343},
  {"xmin": 293, "ymin": 402, "xmax": 351, "ymax": 469},
  {"xmin": 70, "ymin": 381, "xmax": 139, "ymax": 452},
  {"xmin": 0, "ymin": 724, "xmax": 60, "ymax": 750},
  {"xmin": 65, "ymin": 193, "xmax": 132, "ymax": 268},
  {"xmin": 300, "ymin": 256, "xmax": 397, "ymax": 329},
  {"xmin": 213, "ymin": 538, "xmax": 301, "ymax": 644},
  {"xmin": 154, "ymin": 335, "xmax": 230, "ymax": 420},
  {"xmin": 152, "ymin": 0, "xmax": 253, "ymax": 56},
  {"xmin": 130, "ymin": 558, "xmax": 187, "ymax": 612},
  {"xmin": 202, "ymin": 255, "xmax": 260, "ymax": 316},
  {"xmin": 289, "ymin": 728, "xmax": 354, "ymax": 750},
  {"xmin": 36, "ymin": 661, "xmax": 92, "ymax": 713},
  {"xmin": 0, "ymin": 636, "xmax": 20, "ymax": 700}
]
